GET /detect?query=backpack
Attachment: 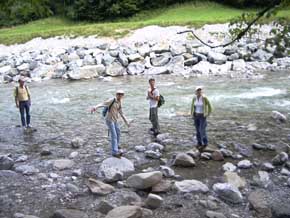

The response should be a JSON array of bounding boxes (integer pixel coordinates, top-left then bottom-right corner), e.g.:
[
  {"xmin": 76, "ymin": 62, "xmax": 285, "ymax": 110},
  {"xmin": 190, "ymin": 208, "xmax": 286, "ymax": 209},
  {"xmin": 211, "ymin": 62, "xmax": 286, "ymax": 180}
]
[
  {"xmin": 102, "ymin": 98, "xmax": 115, "ymax": 118},
  {"xmin": 158, "ymin": 94, "xmax": 165, "ymax": 108}
]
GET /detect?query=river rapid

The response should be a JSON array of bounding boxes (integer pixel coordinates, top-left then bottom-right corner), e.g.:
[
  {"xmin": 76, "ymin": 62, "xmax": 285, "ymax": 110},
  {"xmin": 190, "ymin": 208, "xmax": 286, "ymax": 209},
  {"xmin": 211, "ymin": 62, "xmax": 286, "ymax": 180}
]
[{"xmin": 1, "ymin": 71, "xmax": 290, "ymax": 218}]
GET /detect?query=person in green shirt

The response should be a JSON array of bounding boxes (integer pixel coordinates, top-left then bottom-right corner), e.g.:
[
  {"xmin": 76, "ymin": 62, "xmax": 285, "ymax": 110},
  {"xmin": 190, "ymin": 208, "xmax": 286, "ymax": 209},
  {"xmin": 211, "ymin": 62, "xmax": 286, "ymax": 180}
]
[{"xmin": 191, "ymin": 86, "xmax": 212, "ymax": 151}]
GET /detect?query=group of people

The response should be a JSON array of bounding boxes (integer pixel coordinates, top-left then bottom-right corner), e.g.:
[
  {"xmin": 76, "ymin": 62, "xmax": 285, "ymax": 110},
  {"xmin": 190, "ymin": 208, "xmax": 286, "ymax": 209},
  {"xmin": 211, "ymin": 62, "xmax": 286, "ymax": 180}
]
[{"xmin": 14, "ymin": 77, "xmax": 212, "ymax": 158}]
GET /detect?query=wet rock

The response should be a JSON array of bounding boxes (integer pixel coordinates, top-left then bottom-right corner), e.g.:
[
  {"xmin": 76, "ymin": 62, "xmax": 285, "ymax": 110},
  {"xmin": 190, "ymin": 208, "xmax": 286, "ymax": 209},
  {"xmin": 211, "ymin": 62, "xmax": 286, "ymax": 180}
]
[
  {"xmin": 97, "ymin": 200, "xmax": 116, "ymax": 214},
  {"xmin": 261, "ymin": 162, "xmax": 275, "ymax": 172},
  {"xmin": 252, "ymin": 143, "xmax": 268, "ymax": 150},
  {"xmin": 146, "ymin": 142, "xmax": 164, "ymax": 151},
  {"xmin": 71, "ymin": 137, "xmax": 84, "ymax": 149},
  {"xmin": 281, "ymin": 168, "xmax": 290, "ymax": 176},
  {"xmin": 213, "ymin": 183, "xmax": 243, "ymax": 204},
  {"xmin": 40, "ymin": 148, "xmax": 52, "ymax": 156},
  {"xmin": 224, "ymin": 172, "xmax": 246, "ymax": 189},
  {"xmin": 172, "ymin": 153, "xmax": 195, "ymax": 167},
  {"xmin": 271, "ymin": 111, "xmax": 287, "ymax": 123},
  {"xmin": 87, "ymin": 178, "xmax": 115, "ymax": 195},
  {"xmin": 220, "ymin": 149, "xmax": 233, "ymax": 158},
  {"xmin": 144, "ymin": 194, "xmax": 163, "ymax": 210},
  {"xmin": 237, "ymin": 160, "xmax": 252, "ymax": 169},
  {"xmin": 135, "ymin": 145, "xmax": 146, "ymax": 152},
  {"xmin": 272, "ymin": 152, "xmax": 288, "ymax": 166},
  {"xmin": 160, "ymin": 166, "xmax": 175, "ymax": 178},
  {"xmin": 253, "ymin": 171, "xmax": 271, "ymax": 188},
  {"xmin": 0, "ymin": 155, "xmax": 14, "ymax": 170},
  {"xmin": 127, "ymin": 62, "xmax": 145, "ymax": 75},
  {"xmin": 152, "ymin": 180, "xmax": 172, "ymax": 193},
  {"xmin": 106, "ymin": 62, "xmax": 126, "ymax": 77},
  {"xmin": 145, "ymin": 150, "xmax": 162, "ymax": 159},
  {"xmin": 174, "ymin": 180, "xmax": 209, "ymax": 193},
  {"xmin": 201, "ymin": 152, "xmax": 212, "ymax": 160},
  {"xmin": 206, "ymin": 211, "xmax": 226, "ymax": 218},
  {"xmin": 15, "ymin": 165, "xmax": 39, "ymax": 175},
  {"xmin": 248, "ymin": 190, "xmax": 272, "ymax": 218},
  {"xmin": 222, "ymin": 162, "xmax": 237, "ymax": 172},
  {"xmin": 126, "ymin": 171, "xmax": 162, "ymax": 189},
  {"xmin": 53, "ymin": 159, "xmax": 74, "ymax": 170},
  {"xmin": 98, "ymin": 157, "xmax": 135, "ymax": 182},
  {"xmin": 51, "ymin": 209, "xmax": 89, "ymax": 218},
  {"xmin": 105, "ymin": 206, "xmax": 142, "ymax": 218},
  {"xmin": 212, "ymin": 150, "xmax": 224, "ymax": 161},
  {"xmin": 207, "ymin": 52, "xmax": 227, "ymax": 65}
]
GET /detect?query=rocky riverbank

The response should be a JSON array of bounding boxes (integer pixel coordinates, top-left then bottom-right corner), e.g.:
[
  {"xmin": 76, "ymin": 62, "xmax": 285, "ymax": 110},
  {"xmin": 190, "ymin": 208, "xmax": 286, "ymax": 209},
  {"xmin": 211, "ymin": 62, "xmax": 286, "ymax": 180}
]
[{"xmin": 0, "ymin": 24, "xmax": 289, "ymax": 84}]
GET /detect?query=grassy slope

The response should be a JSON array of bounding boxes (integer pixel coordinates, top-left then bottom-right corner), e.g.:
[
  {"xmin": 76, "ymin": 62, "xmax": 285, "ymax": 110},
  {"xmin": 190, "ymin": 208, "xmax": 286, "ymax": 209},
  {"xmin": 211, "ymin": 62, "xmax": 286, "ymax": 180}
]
[{"xmin": 0, "ymin": 2, "xmax": 289, "ymax": 45}]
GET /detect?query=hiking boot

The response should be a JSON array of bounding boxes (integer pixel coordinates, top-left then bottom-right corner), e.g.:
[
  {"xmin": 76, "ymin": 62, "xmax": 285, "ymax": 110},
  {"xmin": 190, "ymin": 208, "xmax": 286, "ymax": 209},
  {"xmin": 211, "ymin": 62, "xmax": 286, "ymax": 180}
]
[{"xmin": 112, "ymin": 153, "xmax": 122, "ymax": 158}]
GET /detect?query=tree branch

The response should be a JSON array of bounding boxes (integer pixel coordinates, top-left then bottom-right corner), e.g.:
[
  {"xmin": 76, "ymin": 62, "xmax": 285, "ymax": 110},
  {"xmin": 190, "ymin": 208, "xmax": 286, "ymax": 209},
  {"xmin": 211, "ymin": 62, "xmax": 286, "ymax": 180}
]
[{"xmin": 177, "ymin": 0, "xmax": 282, "ymax": 48}]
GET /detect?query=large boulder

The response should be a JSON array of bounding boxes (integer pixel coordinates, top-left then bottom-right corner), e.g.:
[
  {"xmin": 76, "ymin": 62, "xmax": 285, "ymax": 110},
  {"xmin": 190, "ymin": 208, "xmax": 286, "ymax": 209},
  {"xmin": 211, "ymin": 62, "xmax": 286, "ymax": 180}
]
[
  {"xmin": 98, "ymin": 157, "xmax": 135, "ymax": 182},
  {"xmin": 172, "ymin": 153, "xmax": 195, "ymax": 167},
  {"xmin": 118, "ymin": 52, "xmax": 129, "ymax": 67},
  {"xmin": 151, "ymin": 53, "xmax": 171, "ymax": 67},
  {"xmin": 126, "ymin": 171, "xmax": 162, "ymax": 189},
  {"xmin": 0, "ymin": 155, "xmax": 14, "ymax": 170},
  {"xmin": 170, "ymin": 44, "xmax": 187, "ymax": 56},
  {"xmin": 248, "ymin": 190, "xmax": 272, "ymax": 218},
  {"xmin": 174, "ymin": 180, "xmax": 209, "ymax": 193},
  {"xmin": 252, "ymin": 49, "xmax": 272, "ymax": 62},
  {"xmin": 106, "ymin": 62, "xmax": 126, "ymax": 77},
  {"xmin": 213, "ymin": 183, "xmax": 243, "ymax": 204},
  {"xmin": 51, "ymin": 209, "xmax": 89, "ymax": 218},
  {"xmin": 67, "ymin": 65, "xmax": 105, "ymax": 80},
  {"xmin": 87, "ymin": 178, "xmax": 115, "ymax": 195},
  {"xmin": 207, "ymin": 52, "xmax": 227, "ymax": 65},
  {"xmin": 105, "ymin": 206, "xmax": 142, "ymax": 218},
  {"xmin": 127, "ymin": 62, "xmax": 145, "ymax": 75}
]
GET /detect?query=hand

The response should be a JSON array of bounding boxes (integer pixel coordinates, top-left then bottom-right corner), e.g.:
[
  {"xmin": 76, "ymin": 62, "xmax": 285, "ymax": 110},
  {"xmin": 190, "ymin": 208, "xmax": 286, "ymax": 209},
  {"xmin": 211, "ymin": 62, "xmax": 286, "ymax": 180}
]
[
  {"xmin": 16, "ymin": 103, "xmax": 19, "ymax": 108},
  {"xmin": 91, "ymin": 107, "xmax": 96, "ymax": 114}
]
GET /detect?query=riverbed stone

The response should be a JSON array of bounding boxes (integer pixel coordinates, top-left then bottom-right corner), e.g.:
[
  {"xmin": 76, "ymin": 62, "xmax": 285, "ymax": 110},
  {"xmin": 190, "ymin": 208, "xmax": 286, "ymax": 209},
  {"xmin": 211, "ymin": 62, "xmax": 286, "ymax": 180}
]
[
  {"xmin": 98, "ymin": 157, "xmax": 135, "ymax": 182},
  {"xmin": 51, "ymin": 209, "xmax": 89, "ymax": 218},
  {"xmin": 224, "ymin": 172, "xmax": 246, "ymax": 189},
  {"xmin": 253, "ymin": 171, "xmax": 271, "ymax": 188},
  {"xmin": 145, "ymin": 194, "xmax": 163, "ymax": 209},
  {"xmin": 261, "ymin": 162, "xmax": 275, "ymax": 171},
  {"xmin": 0, "ymin": 155, "xmax": 14, "ymax": 170},
  {"xmin": 87, "ymin": 178, "xmax": 115, "ymax": 195},
  {"xmin": 145, "ymin": 150, "xmax": 162, "ymax": 159},
  {"xmin": 206, "ymin": 211, "xmax": 226, "ymax": 218},
  {"xmin": 146, "ymin": 142, "xmax": 164, "ymax": 151},
  {"xmin": 213, "ymin": 183, "xmax": 243, "ymax": 204},
  {"xmin": 271, "ymin": 111, "xmax": 287, "ymax": 123},
  {"xmin": 53, "ymin": 159, "xmax": 74, "ymax": 170},
  {"xmin": 174, "ymin": 180, "xmax": 209, "ymax": 193},
  {"xmin": 105, "ymin": 206, "xmax": 142, "ymax": 218},
  {"xmin": 160, "ymin": 166, "xmax": 175, "ymax": 178},
  {"xmin": 272, "ymin": 152, "xmax": 288, "ymax": 165},
  {"xmin": 248, "ymin": 190, "xmax": 272, "ymax": 218},
  {"xmin": 172, "ymin": 153, "xmax": 195, "ymax": 167},
  {"xmin": 0, "ymin": 170, "xmax": 18, "ymax": 177},
  {"xmin": 222, "ymin": 162, "xmax": 237, "ymax": 172},
  {"xmin": 212, "ymin": 150, "xmax": 224, "ymax": 161},
  {"xmin": 135, "ymin": 145, "xmax": 146, "ymax": 152},
  {"xmin": 15, "ymin": 165, "xmax": 39, "ymax": 175},
  {"xmin": 272, "ymin": 201, "xmax": 290, "ymax": 218},
  {"xmin": 97, "ymin": 200, "xmax": 116, "ymax": 214},
  {"xmin": 156, "ymin": 133, "xmax": 170, "ymax": 143},
  {"xmin": 152, "ymin": 180, "xmax": 172, "ymax": 193},
  {"xmin": 220, "ymin": 149, "xmax": 233, "ymax": 158},
  {"xmin": 71, "ymin": 137, "xmax": 84, "ymax": 148},
  {"xmin": 127, "ymin": 62, "xmax": 145, "ymax": 75},
  {"xmin": 126, "ymin": 171, "xmax": 162, "ymax": 189},
  {"xmin": 237, "ymin": 160, "xmax": 252, "ymax": 169},
  {"xmin": 281, "ymin": 168, "xmax": 290, "ymax": 176}
]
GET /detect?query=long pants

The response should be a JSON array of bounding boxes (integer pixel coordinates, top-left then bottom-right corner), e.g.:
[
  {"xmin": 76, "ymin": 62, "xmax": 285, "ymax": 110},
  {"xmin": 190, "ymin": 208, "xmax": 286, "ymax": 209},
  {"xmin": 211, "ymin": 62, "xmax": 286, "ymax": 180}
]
[
  {"xmin": 194, "ymin": 114, "xmax": 208, "ymax": 146},
  {"xmin": 149, "ymin": 107, "xmax": 160, "ymax": 133},
  {"xmin": 106, "ymin": 119, "xmax": 120, "ymax": 155},
  {"xmin": 19, "ymin": 101, "xmax": 31, "ymax": 127}
]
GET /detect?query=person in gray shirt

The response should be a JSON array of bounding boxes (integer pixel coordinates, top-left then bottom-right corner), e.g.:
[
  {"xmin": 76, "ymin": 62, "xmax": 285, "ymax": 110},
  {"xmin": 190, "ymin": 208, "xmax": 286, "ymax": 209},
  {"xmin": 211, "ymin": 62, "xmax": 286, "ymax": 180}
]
[{"xmin": 147, "ymin": 78, "xmax": 160, "ymax": 136}]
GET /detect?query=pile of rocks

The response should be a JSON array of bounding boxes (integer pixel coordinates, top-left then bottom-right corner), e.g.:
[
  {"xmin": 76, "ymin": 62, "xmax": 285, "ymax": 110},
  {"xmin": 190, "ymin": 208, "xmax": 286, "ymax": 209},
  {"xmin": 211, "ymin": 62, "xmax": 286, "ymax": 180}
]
[{"xmin": 0, "ymin": 24, "xmax": 289, "ymax": 84}]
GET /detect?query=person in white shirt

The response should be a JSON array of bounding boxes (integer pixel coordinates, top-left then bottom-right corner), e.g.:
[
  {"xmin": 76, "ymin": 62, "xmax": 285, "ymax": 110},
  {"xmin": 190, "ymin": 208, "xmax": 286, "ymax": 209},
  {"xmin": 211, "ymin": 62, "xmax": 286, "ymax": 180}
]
[{"xmin": 147, "ymin": 78, "xmax": 160, "ymax": 136}]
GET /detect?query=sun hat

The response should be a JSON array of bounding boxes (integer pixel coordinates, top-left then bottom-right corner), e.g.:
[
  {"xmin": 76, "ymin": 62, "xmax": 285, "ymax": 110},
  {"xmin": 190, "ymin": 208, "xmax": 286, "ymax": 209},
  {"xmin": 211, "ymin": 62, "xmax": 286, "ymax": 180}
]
[
  {"xmin": 116, "ymin": 90, "xmax": 125, "ymax": 94},
  {"xmin": 195, "ymin": 86, "xmax": 203, "ymax": 91}
]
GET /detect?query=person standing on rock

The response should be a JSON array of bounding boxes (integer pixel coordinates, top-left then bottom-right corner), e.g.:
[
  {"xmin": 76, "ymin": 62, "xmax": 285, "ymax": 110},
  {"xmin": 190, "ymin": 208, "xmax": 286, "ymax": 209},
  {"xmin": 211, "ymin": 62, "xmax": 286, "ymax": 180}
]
[
  {"xmin": 191, "ymin": 86, "xmax": 212, "ymax": 151},
  {"xmin": 147, "ymin": 78, "xmax": 160, "ymax": 136},
  {"xmin": 91, "ymin": 90, "xmax": 130, "ymax": 158},
  {"xmin": 14, "ymin": 77, "xmax": 32, "ymax": 129}
]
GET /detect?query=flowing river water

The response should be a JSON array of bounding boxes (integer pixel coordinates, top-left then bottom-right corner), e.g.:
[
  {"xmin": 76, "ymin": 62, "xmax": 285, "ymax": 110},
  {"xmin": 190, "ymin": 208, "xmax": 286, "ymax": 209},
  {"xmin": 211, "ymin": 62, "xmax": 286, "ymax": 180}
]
[{"xmin": 0, "ymin": 71, "xmax": 290, "ymax": 217}]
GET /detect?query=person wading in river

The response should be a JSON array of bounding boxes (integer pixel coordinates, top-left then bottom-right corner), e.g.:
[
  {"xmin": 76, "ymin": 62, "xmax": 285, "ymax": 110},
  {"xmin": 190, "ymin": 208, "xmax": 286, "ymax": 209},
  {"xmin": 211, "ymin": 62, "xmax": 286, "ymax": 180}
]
[
  {"xmin": 191, "ymin": 86, "xmax": 212, "ymax": 151},
  {"xmin": 14, "ymin": 77, "xmax": 32, "ymax": 129},
  {"xmin": 147, "ymin": 78, "xmax": 160, "ymax": 136},
  {"xmin": 91, "ymin": 90, "xmax": 130, "ymax": 158}
]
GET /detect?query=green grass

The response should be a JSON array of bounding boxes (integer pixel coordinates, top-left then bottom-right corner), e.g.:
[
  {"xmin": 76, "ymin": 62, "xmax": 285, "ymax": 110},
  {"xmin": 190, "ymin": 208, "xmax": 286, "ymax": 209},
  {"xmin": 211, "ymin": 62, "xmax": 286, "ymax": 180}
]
[{"xmin": 0, "ymin": 2, "xmax": 289, "ymax": 45}]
